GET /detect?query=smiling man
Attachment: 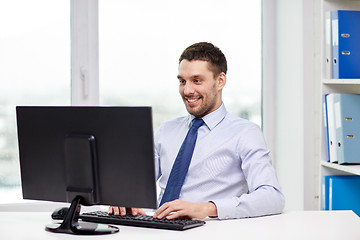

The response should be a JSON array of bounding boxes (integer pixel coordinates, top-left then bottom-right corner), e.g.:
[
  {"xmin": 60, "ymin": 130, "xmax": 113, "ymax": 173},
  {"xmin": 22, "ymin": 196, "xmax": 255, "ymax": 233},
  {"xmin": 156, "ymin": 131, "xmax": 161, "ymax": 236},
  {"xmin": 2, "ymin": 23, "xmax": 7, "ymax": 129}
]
[{"xmin": 110, "ymin": 42, "xmax": 285, "ymax": 220}]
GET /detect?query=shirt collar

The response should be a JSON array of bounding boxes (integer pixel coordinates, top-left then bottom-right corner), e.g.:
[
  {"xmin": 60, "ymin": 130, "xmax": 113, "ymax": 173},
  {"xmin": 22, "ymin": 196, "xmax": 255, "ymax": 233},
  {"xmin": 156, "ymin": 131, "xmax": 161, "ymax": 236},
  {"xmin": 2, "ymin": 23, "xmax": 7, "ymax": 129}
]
[{"xmin": 188, "ymin": 103, "xmax": 227, "ymax": 130}]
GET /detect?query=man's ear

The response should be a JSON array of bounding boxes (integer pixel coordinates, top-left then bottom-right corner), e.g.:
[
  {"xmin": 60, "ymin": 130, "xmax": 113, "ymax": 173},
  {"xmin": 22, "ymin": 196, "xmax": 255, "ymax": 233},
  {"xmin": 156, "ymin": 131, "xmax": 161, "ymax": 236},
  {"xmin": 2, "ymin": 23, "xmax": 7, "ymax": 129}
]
[{"xmin": 217, "ymin": 72, "xmax": 226, "ymax": 90}]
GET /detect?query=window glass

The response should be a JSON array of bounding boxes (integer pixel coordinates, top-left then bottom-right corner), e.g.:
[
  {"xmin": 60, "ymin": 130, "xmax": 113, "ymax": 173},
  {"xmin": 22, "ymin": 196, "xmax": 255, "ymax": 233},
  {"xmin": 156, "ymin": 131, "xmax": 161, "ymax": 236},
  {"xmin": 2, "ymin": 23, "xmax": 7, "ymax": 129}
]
[
  {"xmin": 99, "ymin": 0, "xmax": 262, "ymax": 131},
  {"xmin": 0, "ymin": 0, "xmax": 70, "ymax": 202}
]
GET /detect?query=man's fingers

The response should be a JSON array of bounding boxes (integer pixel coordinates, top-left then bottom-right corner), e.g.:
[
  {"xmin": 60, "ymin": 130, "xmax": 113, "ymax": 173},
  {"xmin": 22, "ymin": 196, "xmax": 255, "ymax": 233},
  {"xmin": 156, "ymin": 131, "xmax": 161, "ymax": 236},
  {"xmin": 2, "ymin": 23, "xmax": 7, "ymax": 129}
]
[
  {"xmin": 108, "ymin": 206, "xmax": 114, "ymax": 214},
  {"xmin": 130, "ymin": 208, "xmax": 138, "ymax": 216},
  {"xmin": 164, "ymin": 211, "xmax": 180, "ymax": 220},
  {"xmin": 138, "ymin": 208, "xmax": 146, "ymax": 215},
  {"xmin": 153, "ymin": 203, "xmax": 168, "ymax": 218},
  {"xmin": 130, "ymin": 208, "xmax": 146, "ymax": 216},
  {"xmin": 120, "ymin": 207, "xmax": 127, "ymax": 216},
  {"xmin": 108, "ymin": 206, "xmax": 121, "ymax": 216},
  {"xmin": 108, "ymin": 206, "xmax": 118, "ymax": 215},
  {"xmin": 155, "ymin": 202, "xmax": 179, "ymax": 219},
  {"xmin": 109, "ymin": 206, "xmax": 146, "ymax": 216},
  {"xmin": 154, "ymin": 200, "xmax": 210, "ymax": 219}
]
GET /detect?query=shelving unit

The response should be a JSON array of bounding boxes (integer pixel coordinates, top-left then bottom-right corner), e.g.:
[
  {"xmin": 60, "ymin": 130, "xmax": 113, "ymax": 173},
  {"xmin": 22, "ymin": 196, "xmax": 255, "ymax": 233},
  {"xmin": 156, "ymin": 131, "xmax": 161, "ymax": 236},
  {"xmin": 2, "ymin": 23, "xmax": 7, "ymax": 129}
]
[{"xmin": 319, "ymin": 0, "xmax": 360, "ymax": 202}]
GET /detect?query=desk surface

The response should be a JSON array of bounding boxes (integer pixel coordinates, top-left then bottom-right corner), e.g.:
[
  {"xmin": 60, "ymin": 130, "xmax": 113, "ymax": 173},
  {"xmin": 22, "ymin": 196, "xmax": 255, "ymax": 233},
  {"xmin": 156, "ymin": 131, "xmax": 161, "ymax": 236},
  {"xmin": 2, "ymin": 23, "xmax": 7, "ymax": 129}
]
[{"xmin": 1, "ymin": 210, "xmax": 360, "ymax": 240}]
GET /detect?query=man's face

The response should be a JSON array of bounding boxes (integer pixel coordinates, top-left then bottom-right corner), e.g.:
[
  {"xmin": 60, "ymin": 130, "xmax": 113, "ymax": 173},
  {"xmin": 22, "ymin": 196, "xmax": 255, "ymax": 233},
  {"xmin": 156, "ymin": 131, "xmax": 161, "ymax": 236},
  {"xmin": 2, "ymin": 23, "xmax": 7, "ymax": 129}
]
[{"xmin": 177, "ymin": 60, "xmax": 225, "ymax": 118}]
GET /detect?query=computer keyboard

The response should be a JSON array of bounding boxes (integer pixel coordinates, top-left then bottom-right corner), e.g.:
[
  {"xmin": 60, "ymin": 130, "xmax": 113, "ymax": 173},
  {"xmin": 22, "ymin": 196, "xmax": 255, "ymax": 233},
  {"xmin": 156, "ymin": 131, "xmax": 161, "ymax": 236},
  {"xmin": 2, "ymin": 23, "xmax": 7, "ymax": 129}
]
[{"xmin": 79, "ymin": 211, "xmax": 206, "ymax": 231}]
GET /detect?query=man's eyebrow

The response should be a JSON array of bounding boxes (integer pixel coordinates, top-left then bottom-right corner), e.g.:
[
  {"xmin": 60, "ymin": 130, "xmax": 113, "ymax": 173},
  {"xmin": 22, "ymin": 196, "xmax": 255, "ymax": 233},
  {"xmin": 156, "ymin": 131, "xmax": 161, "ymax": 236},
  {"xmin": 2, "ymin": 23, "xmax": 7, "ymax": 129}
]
[
  {"xmin": 191, "ymin": 74, "xmax": 201, "ymax": 79},
  {"xmin": 177, "ymin": 74, "xmax": 202, "ymax": 80}
]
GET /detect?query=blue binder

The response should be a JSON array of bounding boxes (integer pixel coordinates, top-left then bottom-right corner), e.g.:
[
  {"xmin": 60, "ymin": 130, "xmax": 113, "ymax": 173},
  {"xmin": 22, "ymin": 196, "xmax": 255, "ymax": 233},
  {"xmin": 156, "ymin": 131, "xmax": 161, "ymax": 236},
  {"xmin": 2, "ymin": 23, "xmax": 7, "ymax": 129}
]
[
  {"xmin": 322, "ymin": 175, "xmax": 360, "ymax": 217},
  {"xmin": 334, "ymin": 94, "xmax": 360, "ymax": 164},
  {"xmin": 332, "ymin": 10, "xmax": 360, "ymax": 78}
]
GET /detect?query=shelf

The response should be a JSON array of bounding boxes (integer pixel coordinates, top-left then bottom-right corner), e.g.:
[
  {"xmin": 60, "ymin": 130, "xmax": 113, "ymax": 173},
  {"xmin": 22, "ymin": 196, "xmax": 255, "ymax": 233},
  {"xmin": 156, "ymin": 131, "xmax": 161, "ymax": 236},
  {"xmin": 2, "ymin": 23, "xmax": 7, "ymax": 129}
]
[
  {"xmin": 323, "ymin": 79, "xmax": 360, "ymax": 84},
  {"xmin": 321, "ymin": 161, "xmax": 360, "ymax": 175},
  {"xmin": 325, "ymin": 0, "xmax": 360, "ymax": 2}
]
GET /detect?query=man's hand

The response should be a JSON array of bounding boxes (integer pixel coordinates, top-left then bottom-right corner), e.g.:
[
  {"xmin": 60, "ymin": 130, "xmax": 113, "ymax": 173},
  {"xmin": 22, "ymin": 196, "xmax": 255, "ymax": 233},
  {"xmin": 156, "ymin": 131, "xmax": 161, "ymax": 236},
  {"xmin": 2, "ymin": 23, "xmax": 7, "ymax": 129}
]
[
  {"xmin": 108, "ymin": 206, "xmax": 146, "ymax": 216},
  {"xmin": 153, "ymin": 199, "xmax": 217, "ymax": 220}
]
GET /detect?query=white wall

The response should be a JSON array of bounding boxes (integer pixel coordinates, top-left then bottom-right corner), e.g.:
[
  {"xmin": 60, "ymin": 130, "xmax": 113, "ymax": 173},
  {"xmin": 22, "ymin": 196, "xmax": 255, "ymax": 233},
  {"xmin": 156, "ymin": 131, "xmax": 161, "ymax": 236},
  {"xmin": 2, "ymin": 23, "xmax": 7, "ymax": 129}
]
[
  {"xmin": 276, "ymin": 0, "xmax": 305, "ymax": 212},
  {"xmin": 263, "ymin": 0, "xmax": 320, "ymax": 211}
]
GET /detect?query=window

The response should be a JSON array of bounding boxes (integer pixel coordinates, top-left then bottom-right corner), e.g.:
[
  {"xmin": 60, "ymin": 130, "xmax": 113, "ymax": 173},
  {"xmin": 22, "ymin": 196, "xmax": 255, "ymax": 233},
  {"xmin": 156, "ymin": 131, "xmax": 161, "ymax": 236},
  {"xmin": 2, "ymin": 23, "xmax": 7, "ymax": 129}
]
[
  {"xmin": 0, "ymin": 1, "xmax": 70, "ymax": 202},
  {"xmin": 0, "ymin": 0, "xmax": 261, "ymax": 204},
  {"xmin": 99, "ymin": 0, "xmax": 262, "ymax": 130}
]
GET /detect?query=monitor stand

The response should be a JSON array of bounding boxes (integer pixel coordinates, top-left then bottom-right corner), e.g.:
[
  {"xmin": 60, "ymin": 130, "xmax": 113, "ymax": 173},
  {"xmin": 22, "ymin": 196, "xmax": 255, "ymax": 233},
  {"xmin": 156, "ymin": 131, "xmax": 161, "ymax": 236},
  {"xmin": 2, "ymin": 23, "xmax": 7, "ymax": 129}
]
[{"xmin": 45, "ymin": 196, "xmax": 119, "ymax": 235}]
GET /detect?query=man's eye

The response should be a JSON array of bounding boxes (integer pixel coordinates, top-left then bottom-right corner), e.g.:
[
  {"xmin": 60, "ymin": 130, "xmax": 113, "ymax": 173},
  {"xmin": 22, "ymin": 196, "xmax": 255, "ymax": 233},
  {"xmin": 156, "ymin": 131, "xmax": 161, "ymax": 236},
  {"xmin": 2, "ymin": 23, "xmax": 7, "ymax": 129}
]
[{"xmin": 179, "ymin": 80, "xmax": 185, "ymax": 84}]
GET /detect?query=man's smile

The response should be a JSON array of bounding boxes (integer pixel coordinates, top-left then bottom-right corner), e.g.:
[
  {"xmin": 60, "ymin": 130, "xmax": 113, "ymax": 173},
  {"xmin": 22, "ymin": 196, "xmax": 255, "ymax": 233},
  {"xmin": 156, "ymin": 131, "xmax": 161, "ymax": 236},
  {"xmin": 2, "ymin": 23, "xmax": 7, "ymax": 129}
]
[{"xmin": 185, "ymin": 96, "xmax": 201, "ymax": 105}]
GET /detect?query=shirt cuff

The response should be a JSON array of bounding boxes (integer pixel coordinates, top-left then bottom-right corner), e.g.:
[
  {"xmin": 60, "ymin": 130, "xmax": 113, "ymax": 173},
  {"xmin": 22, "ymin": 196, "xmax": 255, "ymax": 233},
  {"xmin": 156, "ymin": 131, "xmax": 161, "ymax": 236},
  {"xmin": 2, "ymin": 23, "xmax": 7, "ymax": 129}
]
[{"xmin": 210, "ymin": 198, "xmax": 239, "ymax": 220}]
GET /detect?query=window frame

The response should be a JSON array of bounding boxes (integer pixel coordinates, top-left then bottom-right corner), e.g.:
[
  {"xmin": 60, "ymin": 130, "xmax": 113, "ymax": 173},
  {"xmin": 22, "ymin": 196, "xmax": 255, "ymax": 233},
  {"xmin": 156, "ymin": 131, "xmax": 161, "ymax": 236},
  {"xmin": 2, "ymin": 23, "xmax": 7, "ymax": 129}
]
[{"xmin": 71, "ymin": 0, "xmax": 99, "ymax": 106}]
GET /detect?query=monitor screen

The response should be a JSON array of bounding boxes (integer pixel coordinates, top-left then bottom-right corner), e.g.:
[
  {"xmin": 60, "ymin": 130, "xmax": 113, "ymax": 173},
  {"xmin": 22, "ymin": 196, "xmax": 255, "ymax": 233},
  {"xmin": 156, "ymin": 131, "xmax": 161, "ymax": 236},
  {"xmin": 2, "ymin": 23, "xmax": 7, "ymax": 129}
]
[{"xmin": 16, "ymin": 106, "xmax": 158, "ymax": 234}]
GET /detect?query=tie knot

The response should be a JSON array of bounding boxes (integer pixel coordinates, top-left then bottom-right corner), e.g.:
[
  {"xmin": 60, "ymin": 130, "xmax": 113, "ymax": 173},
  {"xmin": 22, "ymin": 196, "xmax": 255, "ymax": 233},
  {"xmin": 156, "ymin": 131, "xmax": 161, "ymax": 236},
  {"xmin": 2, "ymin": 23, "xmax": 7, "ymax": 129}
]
[{"xmin": 191, "ymin": 118, "xmax": 204, "ymax": 129}]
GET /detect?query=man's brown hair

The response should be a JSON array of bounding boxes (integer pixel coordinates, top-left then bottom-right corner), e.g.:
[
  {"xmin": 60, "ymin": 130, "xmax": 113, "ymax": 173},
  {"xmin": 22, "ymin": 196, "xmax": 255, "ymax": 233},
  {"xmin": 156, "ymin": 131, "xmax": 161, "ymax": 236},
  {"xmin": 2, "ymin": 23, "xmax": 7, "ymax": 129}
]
[{"xmin": 179, "ymin": 42, "xmax": 227, "ymax": 77}]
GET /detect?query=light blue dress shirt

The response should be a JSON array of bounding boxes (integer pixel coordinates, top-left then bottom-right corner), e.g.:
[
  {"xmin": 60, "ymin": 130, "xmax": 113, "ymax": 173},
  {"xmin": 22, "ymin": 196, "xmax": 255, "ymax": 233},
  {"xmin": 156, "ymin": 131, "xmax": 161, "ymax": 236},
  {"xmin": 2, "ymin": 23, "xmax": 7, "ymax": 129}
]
[{"xmin": 154, "ymin": 103, "xmax": 285, "ymax": 219}]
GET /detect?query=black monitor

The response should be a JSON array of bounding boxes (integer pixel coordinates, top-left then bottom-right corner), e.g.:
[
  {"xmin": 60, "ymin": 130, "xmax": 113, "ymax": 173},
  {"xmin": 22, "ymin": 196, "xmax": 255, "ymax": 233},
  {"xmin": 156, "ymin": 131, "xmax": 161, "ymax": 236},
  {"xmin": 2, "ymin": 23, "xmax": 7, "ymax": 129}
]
[{"xmin": 16, "ymin": 106, "xmax": 157, "ymax": 235}]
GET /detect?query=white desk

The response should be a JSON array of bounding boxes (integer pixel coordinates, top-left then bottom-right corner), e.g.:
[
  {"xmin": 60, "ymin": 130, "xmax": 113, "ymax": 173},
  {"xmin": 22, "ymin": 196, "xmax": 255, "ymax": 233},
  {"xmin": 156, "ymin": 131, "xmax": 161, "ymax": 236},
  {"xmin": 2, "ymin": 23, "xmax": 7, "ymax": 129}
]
[{"xmin": 1, "ymin": 211, "xmax": 360, "ymax": 240}]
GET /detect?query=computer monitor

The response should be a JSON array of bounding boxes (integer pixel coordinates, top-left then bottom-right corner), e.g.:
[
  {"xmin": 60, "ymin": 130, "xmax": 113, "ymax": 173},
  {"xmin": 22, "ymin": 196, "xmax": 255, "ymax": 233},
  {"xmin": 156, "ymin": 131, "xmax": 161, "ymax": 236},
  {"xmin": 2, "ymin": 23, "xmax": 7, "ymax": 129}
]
[{"xmin": 16, "ymin": 106, "xmax": 157, "ymax": 235}]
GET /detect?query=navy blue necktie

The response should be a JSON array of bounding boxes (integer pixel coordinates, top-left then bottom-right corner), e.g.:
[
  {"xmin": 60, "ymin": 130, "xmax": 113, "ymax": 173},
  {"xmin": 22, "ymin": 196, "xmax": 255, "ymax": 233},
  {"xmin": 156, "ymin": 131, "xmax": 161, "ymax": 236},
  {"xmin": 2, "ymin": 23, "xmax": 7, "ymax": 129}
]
[{"xmin": 160, "ymin": 118, "xmax": 204, "ymax": 206}]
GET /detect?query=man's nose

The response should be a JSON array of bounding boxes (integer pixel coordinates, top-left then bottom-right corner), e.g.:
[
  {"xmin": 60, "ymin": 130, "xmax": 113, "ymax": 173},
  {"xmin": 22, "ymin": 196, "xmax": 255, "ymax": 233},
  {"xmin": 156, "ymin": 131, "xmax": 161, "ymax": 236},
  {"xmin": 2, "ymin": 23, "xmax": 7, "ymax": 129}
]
[{"xmin": 183, "ymin": 82, "xmax": 195, "ymax": 95}]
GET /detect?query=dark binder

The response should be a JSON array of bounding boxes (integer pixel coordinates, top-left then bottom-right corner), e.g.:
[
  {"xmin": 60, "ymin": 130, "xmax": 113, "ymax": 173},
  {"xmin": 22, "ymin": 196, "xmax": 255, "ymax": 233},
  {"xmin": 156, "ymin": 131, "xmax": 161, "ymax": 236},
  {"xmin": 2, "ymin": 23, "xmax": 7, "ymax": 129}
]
[{"xmin": 332, "ymin": 10, "xmax": 360, "ymax": 78}]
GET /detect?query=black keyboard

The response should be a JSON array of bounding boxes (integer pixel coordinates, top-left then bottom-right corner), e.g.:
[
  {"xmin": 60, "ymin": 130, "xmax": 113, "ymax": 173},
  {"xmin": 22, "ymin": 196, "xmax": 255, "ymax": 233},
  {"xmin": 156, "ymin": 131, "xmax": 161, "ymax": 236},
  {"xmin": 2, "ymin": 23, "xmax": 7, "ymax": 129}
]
[{"xmin": 79, "ymin": 211, "xmax": 205, "ymax": 231}]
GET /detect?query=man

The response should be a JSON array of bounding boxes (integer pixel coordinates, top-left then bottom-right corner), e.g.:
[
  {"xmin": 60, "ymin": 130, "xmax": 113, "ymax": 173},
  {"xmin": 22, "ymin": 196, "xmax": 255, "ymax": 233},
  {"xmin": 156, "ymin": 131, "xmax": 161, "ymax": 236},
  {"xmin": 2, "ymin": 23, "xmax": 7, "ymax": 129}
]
[{"xmin": 109, "ymin": 42, "xmax": 285, "ymax": 219}]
